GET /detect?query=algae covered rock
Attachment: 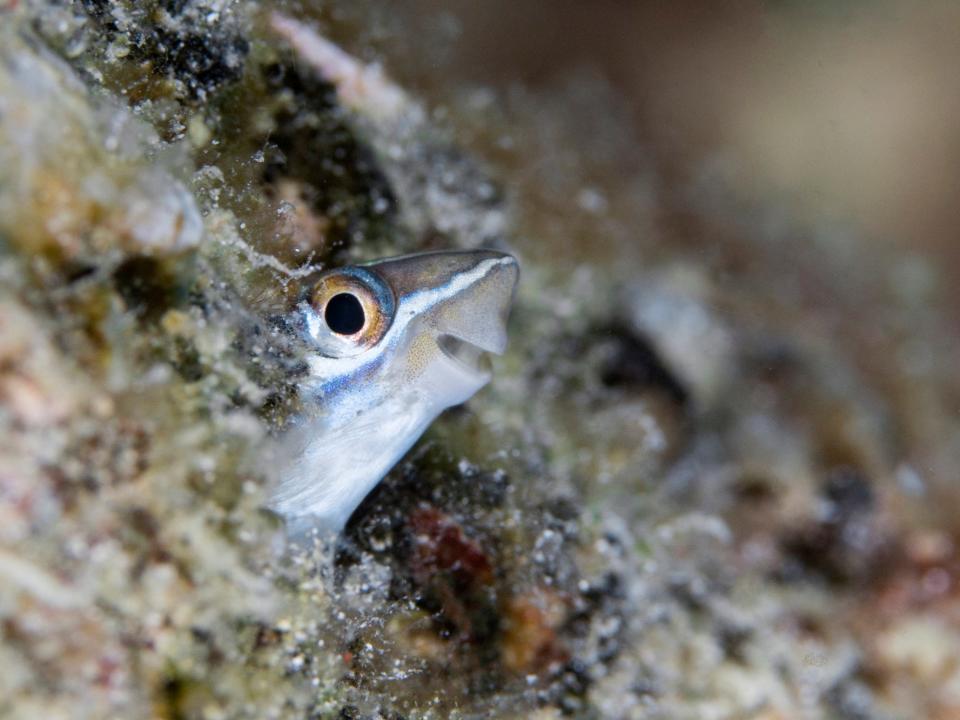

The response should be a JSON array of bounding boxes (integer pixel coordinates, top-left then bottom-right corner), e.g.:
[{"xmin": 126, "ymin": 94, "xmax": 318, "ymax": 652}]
[{"xmin": 3, "ymin": 2, "xmax": 960, "ymax": 719}]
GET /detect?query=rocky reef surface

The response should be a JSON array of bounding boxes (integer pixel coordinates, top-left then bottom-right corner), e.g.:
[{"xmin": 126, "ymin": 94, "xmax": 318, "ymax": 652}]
[{"xmin": 2, "ymin": 2, "xmax": 960, "ymax": 719}]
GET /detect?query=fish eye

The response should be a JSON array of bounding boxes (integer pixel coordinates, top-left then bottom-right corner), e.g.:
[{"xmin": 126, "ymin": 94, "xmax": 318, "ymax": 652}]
[
  {"xmin": 306, "ymin": 267, "xmax": 395, "ymax": 357},
  {"xmin": 324, "ymin": 293, "xmax": 365, "ymax": 335}
]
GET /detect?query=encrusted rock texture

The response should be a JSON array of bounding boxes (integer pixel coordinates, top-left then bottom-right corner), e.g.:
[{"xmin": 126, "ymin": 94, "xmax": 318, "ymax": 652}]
[{"xmin": 2, "ymin": 1, "xmax": 960, "ymax": 719}]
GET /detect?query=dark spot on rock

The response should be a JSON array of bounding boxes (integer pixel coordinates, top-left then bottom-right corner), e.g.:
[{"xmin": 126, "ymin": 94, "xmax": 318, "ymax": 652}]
[
  {"xmin": 779, "ymin": 466, "xmax": 889, "ymax": 585},
  {"xmin": 258, "ymin": 62, "xmax": 396, "ymax": 260},
  {"xmin": 113, "ymin": 255, "xmax": 177, "ymax": 322},
  {"xmin": 823, "ymin": 466, "xmax": 875, "ymax": 520},
  {"xmin": 667, "ymin": 573, "xmax": 710, "ymax": 612},
  {"xmin": 159, "ymin": 675, "xmax": 187, "ymax": 720},
  {"xmin": 599, "ymin": 324, "xmax": 688, "ymax": 407},
  {"xmin": 555, "ymin": 660, "xmax": 591, "ymax": 715},
  {"xmin": 252, "ymin": 623, "xmax": 283, "ymax": 650},
  {"xmin": 564, "ymin": 571, "xmax": 626, "ymax": 673},
  {"xmin": 632, "ymin": 675, "xmax": 661, "ymax": 698},
  {"xmin": 732, "ymin": 473, "xmax": 779, "ymax": 504},
  {"xmin": 538, "ymin": 497, "xmax": 580, "ymax": 543},
  {"xmin": 582, "ymin": 572, "xmax": 624, "ymax": 606},
  {"xmin": 716, "ymin": 621, "xmax": 753, "ymax": 664},
  {"xmin": 476, "ymin": 468, "xmax": 511, "ymax": 506},
  {"xmin": 743, "ymin": 338, "xmax": 805, "ymax": 385},
  {"xmin": 173, "ymin": 337, "xmax": 204, "ymax": 382},
  {"xmin": 543, "ymin": 496, "xmax": 580, "ymax": 523},
  {"xmin": 64, "ymin": 262, "xmax": 98, "ymax": 284},
  {"xmin": 561, "ymin": 659, "xmax": 590, "ymax": 696},
  {"xmin": 43, "ymin": 465, "xmax": 83, "ymax": 511},
  {"xmin": 77, "ymin": 0, "xmax": 117, "ymax": 30},
  {"xmin": 160, "ymin": 0, "xmax": 189, "ymax": 14},
  {"xmin": 190, "ymin": 626, "xmax": 225, "ymax": 666},
  {"xmin": 825, "ymin": 677, "xmax": 878, "ymax": 720},
  {"xmin": 150, "ymin": 29, "xmax": 249, "ymax": 101},
  {"xmin": 127, "ymin": 505, "xmax": 160, "ymax": 539}
]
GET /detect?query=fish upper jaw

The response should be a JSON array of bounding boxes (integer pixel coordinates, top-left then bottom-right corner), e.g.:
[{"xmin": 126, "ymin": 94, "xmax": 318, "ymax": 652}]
[
  {"xmin": 373, "ymin": 250, "xmax": 519, "ymax": 390},
  {"xmin": 424, "ymin": 251, "xmax": 519, "ymax": 356},
  {"xmin": 298, "ymin": 250, "xmax": 519, "ymax": 407}
]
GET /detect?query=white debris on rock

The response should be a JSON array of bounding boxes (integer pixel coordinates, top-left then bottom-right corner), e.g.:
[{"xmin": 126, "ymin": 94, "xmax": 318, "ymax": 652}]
[
  {"xmin": 269, "ymin": 12, "xmax": 510, "ymax": 252},
  {"xmin": 0, "ymin": 29, "xmax": 202, "ymax": 259},
  {"xmin": 624, "ymin": 268, "xmax": 735, "ymax": 410}
]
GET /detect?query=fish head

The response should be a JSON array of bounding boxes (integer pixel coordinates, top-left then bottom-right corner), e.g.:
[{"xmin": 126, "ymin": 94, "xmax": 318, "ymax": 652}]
[
  {"xmin": 271, "ymin": 249, "xmax": 518, "ymax": 534},
  {"xmin": 300, "ymin": 249, "xmax": 519, "ymax": 412}
]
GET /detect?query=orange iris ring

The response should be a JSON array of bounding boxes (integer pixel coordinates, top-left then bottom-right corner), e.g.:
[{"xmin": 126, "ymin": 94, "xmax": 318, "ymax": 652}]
[{"xmin": 308, "ymin": 266, "xmax": 396, "ymax": 348}]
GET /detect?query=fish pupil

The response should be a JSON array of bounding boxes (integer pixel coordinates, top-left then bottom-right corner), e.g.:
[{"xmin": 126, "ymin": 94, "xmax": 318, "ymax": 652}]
[{"xmin": 325, "ymin": 293, "xmax": 366, "ymax": 335}]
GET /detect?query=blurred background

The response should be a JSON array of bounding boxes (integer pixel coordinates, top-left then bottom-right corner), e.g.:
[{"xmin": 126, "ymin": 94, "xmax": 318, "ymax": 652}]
[{"xmin": 374, "ymin": 0, "xmax": 960, "ymax": 326}]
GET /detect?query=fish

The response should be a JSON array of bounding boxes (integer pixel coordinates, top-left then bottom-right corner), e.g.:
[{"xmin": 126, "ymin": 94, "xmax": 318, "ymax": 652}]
[{"xmin": 268, "ymin": 249, "xmax": 519, "ymax": 536}]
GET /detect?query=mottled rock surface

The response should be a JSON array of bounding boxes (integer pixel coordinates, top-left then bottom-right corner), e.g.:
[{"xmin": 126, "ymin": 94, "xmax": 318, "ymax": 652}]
[{"xmin": 2, "ymin": 2, "xmax": 960, "ymax": 719}]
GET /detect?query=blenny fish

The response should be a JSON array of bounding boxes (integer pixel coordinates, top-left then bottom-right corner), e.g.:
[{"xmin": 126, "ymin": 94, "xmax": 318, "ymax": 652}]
[{"xmin": 269, "ymin": 250, "xmax": 519, "ymax": 534}]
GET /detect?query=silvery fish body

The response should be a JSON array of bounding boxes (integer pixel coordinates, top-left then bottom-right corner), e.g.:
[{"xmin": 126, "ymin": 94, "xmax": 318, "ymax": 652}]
[{"xmin": 269, "ymin": 250, "xmax": 519, "ymax": 534}]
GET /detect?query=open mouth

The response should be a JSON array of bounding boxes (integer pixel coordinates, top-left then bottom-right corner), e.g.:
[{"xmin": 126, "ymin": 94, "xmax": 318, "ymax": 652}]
[{"xmin": 437, "ymin": 334, "xmax": 495, "ymax": 376}]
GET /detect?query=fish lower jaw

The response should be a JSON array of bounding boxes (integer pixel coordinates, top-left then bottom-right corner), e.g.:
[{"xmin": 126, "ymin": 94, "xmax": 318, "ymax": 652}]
[{"xmin": 436, "ymin": 333, "xmax": 494, "ymax": 378}]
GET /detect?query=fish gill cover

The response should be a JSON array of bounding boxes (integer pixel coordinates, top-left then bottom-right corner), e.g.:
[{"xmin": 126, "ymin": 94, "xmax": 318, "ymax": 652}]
[{"xmin": 2, "ymin": 1, "xmax": 960, "ymax": 719}]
